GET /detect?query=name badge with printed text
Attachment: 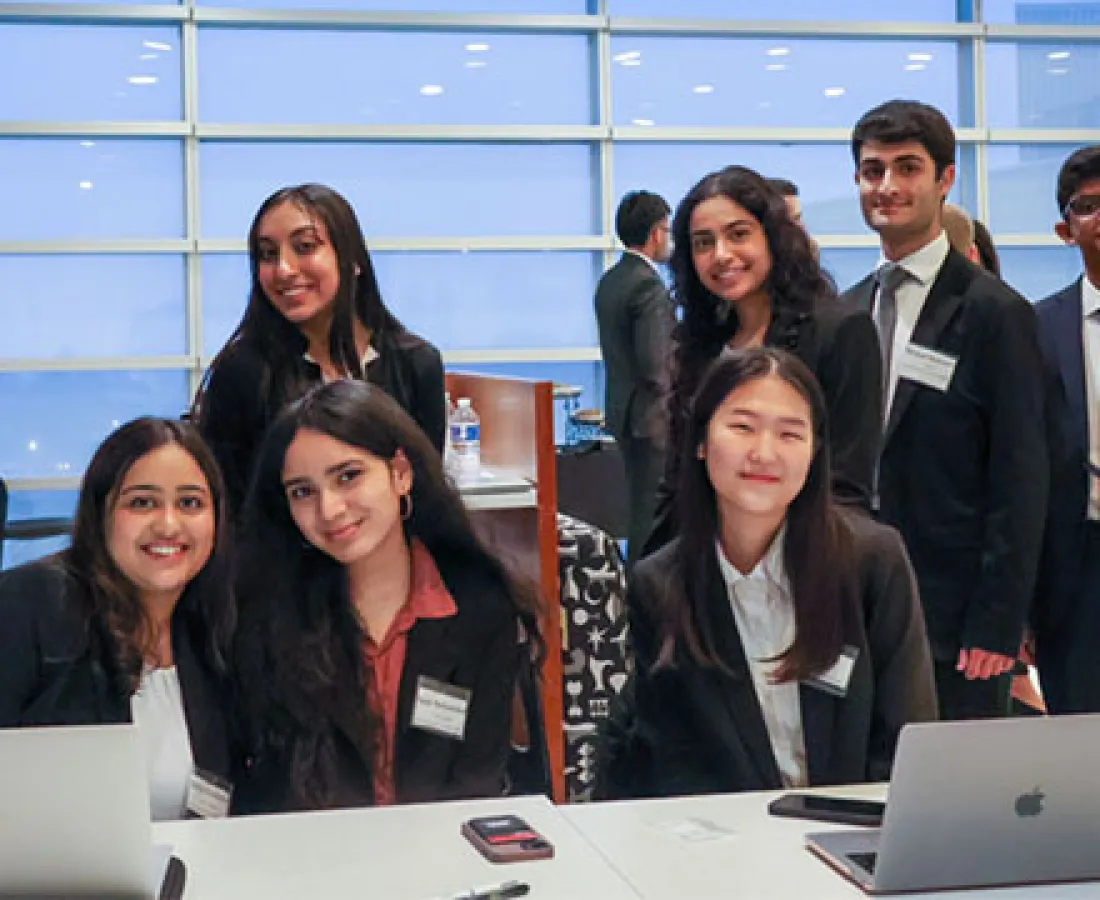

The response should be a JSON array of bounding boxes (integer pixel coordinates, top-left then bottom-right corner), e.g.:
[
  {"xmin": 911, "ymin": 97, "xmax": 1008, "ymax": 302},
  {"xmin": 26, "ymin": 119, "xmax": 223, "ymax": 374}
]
[
  {"xmin": 185, "ymin": 768, "xmax": 232, "ymax": 819},
  {"xmin": 806, "ymin": 645, "xmax": 860, "ymax": 698},
  {"xmin": 898, "ymin": 343, "xmax": 957, "ymax": 393},
  {"xmin": 410, "ymin": 675, "xmax": 471, "ymax": 741}
]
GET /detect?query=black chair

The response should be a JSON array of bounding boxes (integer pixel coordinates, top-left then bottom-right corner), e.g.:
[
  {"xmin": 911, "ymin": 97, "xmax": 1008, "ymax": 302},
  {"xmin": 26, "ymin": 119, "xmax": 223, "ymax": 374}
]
[
  {"xmin": 0, "ymin": 476, "xmax": 74, "ymax": 570},
  {"xmin": 506, "ymin": 635, "xmax": 553, "ymax": 799}
]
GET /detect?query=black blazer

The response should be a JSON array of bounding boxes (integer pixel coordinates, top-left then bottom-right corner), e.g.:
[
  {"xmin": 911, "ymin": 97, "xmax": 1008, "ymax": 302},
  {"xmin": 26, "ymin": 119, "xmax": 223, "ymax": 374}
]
[
  {"xmin": 0, "ymin": 559, "xmax": 231, "ymax": 783},
  {"xmin": 594, "ymin": 253, "xmax": 673, "ymax": 444},
  {"xmin": 233, "ymin": 557, "xmax": 523, "ymax": 814},
  {"xmin": 844, "ymin": 250, "xmax": 1049, "ymax": 660},
  {"xmin": 200, "ymin": 328, "xmax": 445, "ymax": 516},
  {"xmin": 644, "ymin": 299, "xmax": 882, "ymax": 555},
  {"xmin": 597, "ymin": 513, "xmax": 936, "ymax": 800}
]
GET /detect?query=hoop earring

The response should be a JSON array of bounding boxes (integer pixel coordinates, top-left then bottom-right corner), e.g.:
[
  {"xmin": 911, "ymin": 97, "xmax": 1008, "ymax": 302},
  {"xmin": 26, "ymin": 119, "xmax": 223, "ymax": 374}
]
[{"xmin": 400, "ymin": 492, "xmax": 413, "ymax": 521}]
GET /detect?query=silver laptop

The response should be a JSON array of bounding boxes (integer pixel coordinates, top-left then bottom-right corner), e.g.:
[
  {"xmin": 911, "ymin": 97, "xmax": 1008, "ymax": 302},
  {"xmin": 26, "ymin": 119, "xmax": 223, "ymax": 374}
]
[
  {"xmin": 0, "ymin": 724, "xmax": 176, "ymax": 899},
  {"xmin": 807, "ymin": 715, "xmax": 1100, "ymax": 894}
]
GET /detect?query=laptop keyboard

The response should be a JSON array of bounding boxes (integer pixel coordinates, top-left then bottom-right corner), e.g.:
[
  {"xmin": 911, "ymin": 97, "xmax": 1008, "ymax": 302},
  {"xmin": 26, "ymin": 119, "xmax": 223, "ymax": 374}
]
[{"xmin": 848, "ymin": 852, "xmax": 878, "ymax": 874}]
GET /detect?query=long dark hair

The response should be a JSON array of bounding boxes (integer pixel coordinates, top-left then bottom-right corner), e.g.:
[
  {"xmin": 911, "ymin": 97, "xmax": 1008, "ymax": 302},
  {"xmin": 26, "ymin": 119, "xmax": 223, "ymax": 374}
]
[
  {"xmin": 191, "ymin": 183, "xmax": 408, "ymax": 423},
  {"xmin": 233, "ymin": 379, "xmax": 541, "ymax": 808},
  {"xmin": 668, "ymin": 166, "xmax": 836, "ymax": 459},
  {"xmin": 663, "ymin": 348, "xmax": 857, "ymax": 683},
  {"xmin": 64, "ymin": 418, "xmax": 233, "ymax": 694}
]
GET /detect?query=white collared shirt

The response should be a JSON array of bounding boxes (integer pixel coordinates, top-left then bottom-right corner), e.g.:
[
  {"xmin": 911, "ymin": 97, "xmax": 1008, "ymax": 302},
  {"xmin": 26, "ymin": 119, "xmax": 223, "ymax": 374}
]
[
  {"xmin": 624, "ymin": 248, "xmax": 661, "ymax": 275},
  {"xmin": 715, "ymin": 529, "xmax": 808, "ymax": 788},
  {"xmin": 875, "ymin": 229, "xmax": 951, "ymax": 414},
  {"xmin": 1082, "ymin": 275, "xmax": 1100, "ymax": 520},
  {"xmin": 303, "ymin": 343, "xmax": 380, "ymax": 384}
]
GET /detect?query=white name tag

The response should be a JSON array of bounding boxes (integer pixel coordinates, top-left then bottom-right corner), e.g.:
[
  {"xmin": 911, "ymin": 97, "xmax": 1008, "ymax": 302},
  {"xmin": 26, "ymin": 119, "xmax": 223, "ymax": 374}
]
[
  {"xmin": 806, "ymin": 645, "xmax": 860, "ymax": 697},
  {"xmin": 410, "ymin": 676, "xmax": 471, "ymax": 741},
  {"xmin": 898, "ymin": 343, "xmax": 957, "ymax": 393},
  {"xmin": 185, "ymin": 768, "xmax": 231, "ymax": 819}
]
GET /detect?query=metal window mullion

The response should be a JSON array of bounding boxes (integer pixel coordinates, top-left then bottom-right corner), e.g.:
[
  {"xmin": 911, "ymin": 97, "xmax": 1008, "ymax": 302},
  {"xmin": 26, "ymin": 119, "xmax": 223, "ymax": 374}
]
[
  {"xmin": 973, "ymin": 26, "xmax": 991, "ymax": 226},
  {"xmin": 183, "ymin": 0, "xmax": 203, "ymax": 402},
  {"xmin": 597, "ymin": 0, "xmax": 615, "ymax": 282}
]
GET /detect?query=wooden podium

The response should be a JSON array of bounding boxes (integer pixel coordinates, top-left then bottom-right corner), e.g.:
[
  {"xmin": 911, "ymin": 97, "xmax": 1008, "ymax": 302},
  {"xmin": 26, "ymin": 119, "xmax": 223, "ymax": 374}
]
[{"xmin": 446, "ymin": 372, "xmax": 564, "ymax": 803}]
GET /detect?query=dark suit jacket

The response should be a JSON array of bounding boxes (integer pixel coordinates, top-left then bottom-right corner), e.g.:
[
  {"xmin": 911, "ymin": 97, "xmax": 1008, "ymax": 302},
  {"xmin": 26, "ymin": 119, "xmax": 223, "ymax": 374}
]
[
  {"xmin": 844, "ymin": 249, "xmax": 1049, "ymax": 660},
  {"xmin": 0, "ymin": 559, "xmax": 231, "ymax": 782},
  {"xmin": 200, "ymin": 328, "xmax": 445, "ymax": 517},
  {"xmin": 1034, "ymin": 279, "xmax": 1094, "ymax": 707},
  {"xmin": 233, "ymin": 557, "xmax": 522, "ymax": 814},
  {"xmin": 645, "ymin": 299, "xmax": 882, "ymax": 555},
  {"xmin": 594, "ymin": 252, "xmax": 673, "ymax": 443},
  {"xmin": 597, "ymin": 513, "xmax": 936, "ymax": 800}
]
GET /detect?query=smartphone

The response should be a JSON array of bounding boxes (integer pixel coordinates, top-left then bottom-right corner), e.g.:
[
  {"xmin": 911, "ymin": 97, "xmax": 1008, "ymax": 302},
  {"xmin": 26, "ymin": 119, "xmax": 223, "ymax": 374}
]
[
  {"xmin": 767, "ymin": 793, "xmax": 885, "ymax": 828},
  {"xmin": 461, "ymin": 815, "xmax": 555, "ymax": 864}
]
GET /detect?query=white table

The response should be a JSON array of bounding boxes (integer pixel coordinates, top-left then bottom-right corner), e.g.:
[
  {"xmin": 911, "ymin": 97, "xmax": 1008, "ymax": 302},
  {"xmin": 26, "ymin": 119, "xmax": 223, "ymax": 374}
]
[
  {"xmin": 153, "ymin": 795, "xmax": 640, "ymax": 900},
  {"xmin": 561, "ymin": 785, "xmax": 1100, "ymax": 899}
]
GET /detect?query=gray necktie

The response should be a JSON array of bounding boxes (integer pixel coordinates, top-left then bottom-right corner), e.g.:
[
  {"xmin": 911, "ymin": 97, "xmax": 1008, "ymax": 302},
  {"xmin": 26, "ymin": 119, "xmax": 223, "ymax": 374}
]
[{"xmin": 875, "ymin": 262, "xmax": 909, "ymax": 389}]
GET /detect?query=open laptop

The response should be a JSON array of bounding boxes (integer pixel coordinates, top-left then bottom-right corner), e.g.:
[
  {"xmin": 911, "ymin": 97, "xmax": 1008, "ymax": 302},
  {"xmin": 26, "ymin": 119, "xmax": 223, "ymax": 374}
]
[
  {"xmin": 0, "ymin": 724, "xmax": 183, "ymax": 899},
  {"xmin": 807, "ymin": 715, "xmax": 1100, "ymax": 894}
]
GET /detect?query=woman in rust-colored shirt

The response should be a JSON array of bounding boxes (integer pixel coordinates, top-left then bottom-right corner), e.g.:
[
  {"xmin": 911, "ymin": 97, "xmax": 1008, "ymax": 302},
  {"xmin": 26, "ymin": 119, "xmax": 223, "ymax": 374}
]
[{"xmin": 230, "ymin": 380, "xmax": 541, "ymax": 813}]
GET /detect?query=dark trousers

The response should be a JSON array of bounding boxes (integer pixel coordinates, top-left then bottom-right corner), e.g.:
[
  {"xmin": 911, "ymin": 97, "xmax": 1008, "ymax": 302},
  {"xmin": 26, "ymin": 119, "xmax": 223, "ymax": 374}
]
[
  {"xmin": 1054, "ymin": 525, "xmax": 1100, "ymax": 714},
  {"xmin": 619, "ymin": 433, "xmax": 665, "ymax": 569},
  {"xmin": 933, "ymin": 660, "xmax": 1011, "ymax": 721}
]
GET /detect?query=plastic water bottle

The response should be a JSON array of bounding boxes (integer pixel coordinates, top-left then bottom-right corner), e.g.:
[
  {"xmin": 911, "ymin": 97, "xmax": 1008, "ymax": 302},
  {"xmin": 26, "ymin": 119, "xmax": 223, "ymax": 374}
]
[
  {"xmin": 450, "ymin": 397, "xmax": 481, "ymax": 480},
  {"xmin": 443, "ymin": 392, "xmax": 455, "ymax": 470}
]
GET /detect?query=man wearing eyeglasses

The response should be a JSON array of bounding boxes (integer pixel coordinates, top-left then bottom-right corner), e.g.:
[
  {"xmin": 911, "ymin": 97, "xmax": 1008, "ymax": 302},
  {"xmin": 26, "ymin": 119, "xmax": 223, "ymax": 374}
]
[{"xmin": 1035, "ymin": 146, "xmax": 1100, "ymax": 713}]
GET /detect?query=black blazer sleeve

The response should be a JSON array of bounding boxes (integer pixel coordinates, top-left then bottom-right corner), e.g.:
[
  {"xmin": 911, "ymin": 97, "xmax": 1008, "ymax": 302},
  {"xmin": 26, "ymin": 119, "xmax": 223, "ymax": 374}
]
[
  {"xmin": 408, "ymin": 340, "xmax": 446, "ymax": 455},
  {"xmin": 0, "ymin": 564, "xmax": 52, "ymax": 726},
  {"xmin": 629, "ymin": 277, "xmax": 673, "ymax": 443},
  {"xmin": 857, "ymin": 521, "xmax": 937, "ymax": 781},
  {"xmin": 197, "ymin": 346, "xmax": 268, "ymax": 519},
  {"xmin": 815, "ymin": 306, "xmax": 882, "ymax": 510}
]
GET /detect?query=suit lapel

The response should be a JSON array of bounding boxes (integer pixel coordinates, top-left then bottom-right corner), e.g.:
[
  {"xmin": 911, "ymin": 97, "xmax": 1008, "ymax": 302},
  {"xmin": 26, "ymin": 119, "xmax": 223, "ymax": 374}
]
[
  {"xmin": 396, "ymin": 615, "xmax": 462, "ymax": 744},
  {"xmin": 799, "ymin": 683, "xmax": 839, "ymax": 785},
  {"xmin": 848, "ymin": 273, "xmax": 876, "ymax": 317},
  {"xmin": 171, "ymin": 616, "xmax": 230, "ymax": 778},
  {"xmin": 699, "ymin": 556, "xmax": 783, "ymax": 788},
  {"xmin": 1054, "ymin": 280, "xmax": 1088, "ymax": 451},
  {"xmin": 883, "ymin": 252, "xmax": 970, "ymax": 446}
]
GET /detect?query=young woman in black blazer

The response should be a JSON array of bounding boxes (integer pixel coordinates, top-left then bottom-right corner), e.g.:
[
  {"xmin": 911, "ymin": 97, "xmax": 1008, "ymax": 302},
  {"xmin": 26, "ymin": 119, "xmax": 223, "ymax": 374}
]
[
  {"xmin": 644, "ymin": 166, "xmax": 882, "ymax": 555},
  {"xmin": 231, "ymin": 379, "xmax": 541, "ymax": 813},
  {"xmin": 599, "ymin": 349, "xmax": 936, "ymax": 800},
  {"xmin": 0, "ymin": 419, "xmax": 234, "ymax": 820},
  {"xmin": 193, "ymin": 183, "xmax": 446, "ymax": 519}
]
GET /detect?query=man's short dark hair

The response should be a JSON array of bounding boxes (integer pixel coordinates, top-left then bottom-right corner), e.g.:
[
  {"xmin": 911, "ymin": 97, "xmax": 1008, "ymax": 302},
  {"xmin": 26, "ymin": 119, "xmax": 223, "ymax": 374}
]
[
  {"xmin": 615, "ymin": 190, "xmax": 671, "ymax": 248},
  {"xmin": 851, "ymin": 100, "xmax": 956, "ymax": 178},
  {"xmin": 1056, "ymin": 145, "xmax": 1100, "ymax": 220},
  {"xmin": 765, "ymin": 177, "xmax": 799, "ymax": 198}
]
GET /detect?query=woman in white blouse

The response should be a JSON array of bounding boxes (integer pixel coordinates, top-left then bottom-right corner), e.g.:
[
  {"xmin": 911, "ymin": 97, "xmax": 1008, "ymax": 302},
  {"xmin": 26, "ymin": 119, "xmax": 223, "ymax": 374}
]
[
  {"xmin": 0, "ymin": 418, "xmax": 234, "ymax": 820},
  {"xmin": 598, "ymin": 348, "xmax": 936, "ymax": 799}
]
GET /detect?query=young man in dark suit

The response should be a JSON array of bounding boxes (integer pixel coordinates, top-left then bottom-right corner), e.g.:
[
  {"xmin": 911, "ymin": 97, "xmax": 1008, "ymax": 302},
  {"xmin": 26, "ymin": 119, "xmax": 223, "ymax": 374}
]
[
  {"xmin": 595, "ymin": 190, "xmax": 674, "ymax": 563},
  {"xmin": 843, "ymin": 100, "xmax": 1049, "ymax": 720},
  {"xmin": 1034, "ymin": 146, "xmax": 1100, "ymax": 714}
]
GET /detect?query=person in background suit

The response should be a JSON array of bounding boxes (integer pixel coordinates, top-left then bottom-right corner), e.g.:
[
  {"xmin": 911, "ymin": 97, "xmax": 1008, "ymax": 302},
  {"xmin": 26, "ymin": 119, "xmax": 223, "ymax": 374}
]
[
  {"xmin": 642, "ymin": 166, "xmax": 882, "ymax": 556},
  {"xmin": 972, "ymin": 219, "xmax": 1002, "ymax": 278},
  {"xmin": 1034, "ymin": 145, "xmax": 1100, "ymax": 714},
  {"xmin": 0, "ymin": 419, "xmax": 234, "ymax": 820},
  {"xmin": 193, "ymin": 183, "xmax": 445, "ymax": 520},
  {"xmin": 596, "ymin": 349, "xmax": 935, "ymax": 800},
  {"xmin": 843, "ymin": 100, "xmax": 1049, "ymax": 720},
  {"xmin": 595, "ymin": 190, "xmax": 674, "ymax": 562},
  {"xmin": 231, "ymin": 380, "xmax": 542, "ymax": 813},
  {"xmin": 942, "ymin": 203, "xmax": 981, "ymax": 264}
]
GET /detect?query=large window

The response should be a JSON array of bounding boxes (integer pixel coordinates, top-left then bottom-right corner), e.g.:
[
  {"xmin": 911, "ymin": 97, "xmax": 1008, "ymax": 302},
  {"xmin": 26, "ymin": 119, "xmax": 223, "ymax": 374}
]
[{"xmin": 3, "ymin": 1, "xmax": 1100, "ymax": 565}]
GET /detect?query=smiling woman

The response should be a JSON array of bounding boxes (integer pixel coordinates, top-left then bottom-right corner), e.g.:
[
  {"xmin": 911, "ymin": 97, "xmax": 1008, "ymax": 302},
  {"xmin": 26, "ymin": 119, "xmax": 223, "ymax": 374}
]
[{"xmin": 0, "ymin": 418, "xmax": 235, "ymax": 821}]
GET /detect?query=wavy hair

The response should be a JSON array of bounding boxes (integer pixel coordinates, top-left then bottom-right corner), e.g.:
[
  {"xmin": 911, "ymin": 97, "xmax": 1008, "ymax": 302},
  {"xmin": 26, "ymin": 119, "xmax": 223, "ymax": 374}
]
[
  {"xmin": 191, "ymin": 183, "xmax": 408, "ymax": 423},
  {"xmin": 64, "ymin": 418, "xmax": 233, "ymax": 694},
  {"xmin": 661, "ymin": 349, "xmax": 858, "ymax": 683},
  {"xmin": 233, "ymin": 379, "xmax": 542, "ymax": 808},
  {"xmin": 667, "ymin": 166, "xmax": 836, "ymax": 464}
]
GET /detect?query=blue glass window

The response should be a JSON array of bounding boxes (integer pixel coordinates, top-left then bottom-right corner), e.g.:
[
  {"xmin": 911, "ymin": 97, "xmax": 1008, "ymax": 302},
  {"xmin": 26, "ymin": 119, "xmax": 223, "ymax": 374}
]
[
  {"xmin": 998, "ymin": 246, "xmax": 1082, "ymax": 304},
  {"xmin": 607, "ymin": 0, "xmax": 960, "ymax": 19},
  {"xmin": 1, "ymin": 490, "xmax": 78, "ymax": 571},
  {"xmin": 0, "ymin": 371, "xmax": 191, "ymax": 479},
  {"xmin": 202, "ymin": 251, "xmax": 600, "ymax": 357},
  {"xmin": 199, "ymin": 142, "xmax": 598, "ymax": 239},
  {"xmin": 614, "ymin": 143, "xmax": 976, "ymax": 236},
  {"xmin": 984, "ymin": 0, "xmax": 1100, "ymax": 25},
  {"xmin": 819, "ymin": 248, "xmax": 882, "ymax": 293},
  {"xmin": 195, "ymin": 0, "xmax": 585, "ymax": 9},
  {"xmin": 0, "ymin": 139, "xmax": 185, "ymax": 240},
  {"xmin": 611, "ymin": 37, "xmax": 966, "ymax": 128},
  {"xmin": 0, "ymin": 24, "xmax": 181, "ymax": 122},
  {"xmin": 198, "ymin": 29, "xmax": 593, "ymax": 126},
  {"xmin": 987, "ymin": 144, "xmax": 1076, "ymax": 234},
  {"xmin": 987, "ymin": 43, "xmax": 1100, "ymax": 129},
  {"xmin": 0, "ymin": 256, "xmax": 186, "ymax": 359}
]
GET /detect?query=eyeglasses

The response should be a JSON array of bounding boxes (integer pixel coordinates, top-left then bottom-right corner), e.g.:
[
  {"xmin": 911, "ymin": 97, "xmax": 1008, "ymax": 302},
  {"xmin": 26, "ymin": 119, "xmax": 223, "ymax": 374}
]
[{"xmin": 1063, "ymin": 193, "xmax": 1100, "ymax": 220}]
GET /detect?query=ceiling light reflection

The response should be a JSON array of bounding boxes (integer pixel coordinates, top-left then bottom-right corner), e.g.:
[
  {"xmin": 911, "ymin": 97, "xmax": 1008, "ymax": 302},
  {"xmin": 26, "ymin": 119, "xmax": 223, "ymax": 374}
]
[
  {"xmin": 419, "ymin": 84, "xmax": 444, "ymax": 96},
  {"xmin": 823, "ymin": 87, "xmax": 845, "ymax": 97},
  {"xmin": 693, "ymin": 84, "xmax": 715, "ymax": 94},
  {"xmin": 465, "ymin": 42, "xmax": 490, "ymax": 52}
]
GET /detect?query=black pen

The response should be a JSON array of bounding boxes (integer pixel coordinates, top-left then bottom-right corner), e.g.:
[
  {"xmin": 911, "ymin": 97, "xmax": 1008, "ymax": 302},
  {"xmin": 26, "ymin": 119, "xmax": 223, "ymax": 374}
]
[{"xmin": 449, "ymin": 880, "xmax": 530, "ymax": 900}]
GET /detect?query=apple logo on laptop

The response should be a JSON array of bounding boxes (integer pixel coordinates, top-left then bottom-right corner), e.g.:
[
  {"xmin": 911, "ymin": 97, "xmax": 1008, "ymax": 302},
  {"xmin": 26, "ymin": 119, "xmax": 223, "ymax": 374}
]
[{"xmin": 1014, "ymin": 787, "xmax": 1045, "ymax": 817}]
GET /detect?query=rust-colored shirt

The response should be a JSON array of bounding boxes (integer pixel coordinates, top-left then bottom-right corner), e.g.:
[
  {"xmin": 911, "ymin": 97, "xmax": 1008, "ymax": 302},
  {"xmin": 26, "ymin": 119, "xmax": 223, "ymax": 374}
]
[{"xmin": 363, "ymin": 540, "xmax": 457, "ymax": 805}]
